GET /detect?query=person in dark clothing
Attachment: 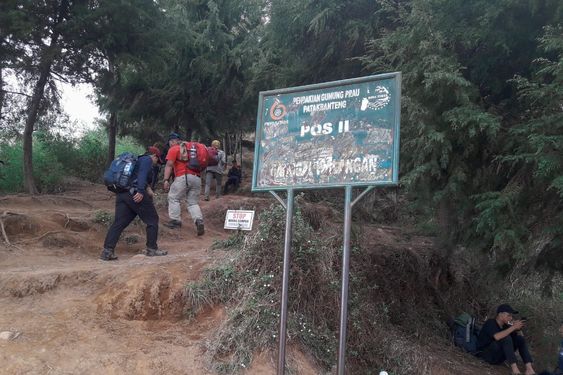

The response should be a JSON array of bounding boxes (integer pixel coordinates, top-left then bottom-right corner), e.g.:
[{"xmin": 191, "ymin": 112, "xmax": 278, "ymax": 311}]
[
  {"xmin": 223, "ymin": 160, "xmax": 241, "ymax": 195},
  {"xmin": 537, "ymin": 322, "xmax": 563, "ymax": 375},
  {"xmin": 477, "ymin": 304, "xmax": 536, "ymax": 375},
  {"xmin": 100, "ymin": 147, "xmax": 167, "ymax": 261},
  {"xmin": 552, "ymin": 321, "xmax": 563, "ymax": 375},
  {"xmin": 150, "ymin": 142, "xmax": 164, "ymax": 190}
]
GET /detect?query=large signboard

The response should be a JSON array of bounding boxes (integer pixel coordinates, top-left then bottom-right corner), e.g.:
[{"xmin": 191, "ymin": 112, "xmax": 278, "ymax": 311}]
[{"xmin": 252, "ymin": 73, "xmax": 401, "ymax": 191}]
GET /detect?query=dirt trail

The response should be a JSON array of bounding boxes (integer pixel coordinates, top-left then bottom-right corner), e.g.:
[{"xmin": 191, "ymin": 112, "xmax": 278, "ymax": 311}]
[
  {"xmin": 0, "ymin": 180, "xmax": 512, "ymax": 375},
  {"xmin": 0, "ymin": 180, "xmax": 294, "ymax": 375}
]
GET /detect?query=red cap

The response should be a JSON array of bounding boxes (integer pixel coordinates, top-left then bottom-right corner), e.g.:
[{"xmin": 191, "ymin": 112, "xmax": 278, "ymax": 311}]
[{"xmin": 148, "ymin": 146, "xmax": 162, "ymax": 159}]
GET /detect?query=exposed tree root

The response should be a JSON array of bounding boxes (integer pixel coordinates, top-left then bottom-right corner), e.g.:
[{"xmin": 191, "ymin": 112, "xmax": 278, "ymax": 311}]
[
  {"xmin": 14, "ymin": 230, "xmax": 68, "ymax": 245},
  {"xmin": 0, "ymin": 211, "xmax": 10, "ymax": 245}
]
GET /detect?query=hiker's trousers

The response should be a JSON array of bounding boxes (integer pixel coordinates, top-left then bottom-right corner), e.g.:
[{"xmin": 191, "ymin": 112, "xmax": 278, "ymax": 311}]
[
  {"xmin": 204, "ymin": 171, "xmax": 223, "ymax": 199},
  {"xmin": 168, "ymin": 174, "xmax": 203, "ymax": 223},
  {"xmin": 104, "ymin": 192, "xmax": 159, "ymax": 251},
  {"xmin": 481, "ymin": 333, "xmax": 533, "ymax": 365},
  {"xmin": 224, "ymin": 176, "xmax": 240, "ymax": 194}
]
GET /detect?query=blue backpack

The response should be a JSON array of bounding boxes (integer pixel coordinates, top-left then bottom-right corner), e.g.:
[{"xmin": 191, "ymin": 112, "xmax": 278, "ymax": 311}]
[
  {"xmin": 451, "ymin": 312, "xmax": 480, "ymax": 354},
  {"xmin": 103, "ymin": 152, "xmax": 138, "ymax": 193}
]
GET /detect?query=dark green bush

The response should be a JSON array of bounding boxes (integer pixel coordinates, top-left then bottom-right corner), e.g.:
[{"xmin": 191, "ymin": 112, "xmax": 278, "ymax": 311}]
[
  {"xmin": 0, "ymin": 127, "xmax": 145, "ymax": 193},
  {"xmin": 0, "ymin": 138, "xmax": 65, "ymax": 193}
]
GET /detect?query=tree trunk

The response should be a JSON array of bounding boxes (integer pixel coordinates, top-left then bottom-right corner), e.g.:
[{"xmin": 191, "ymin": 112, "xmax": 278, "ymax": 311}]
[
  {"xmin": 105, "ymin": 59, "xmax": 119, "ymax": 165},
  {"xmin": 0, "ymin": 67, "xmax": 4, "ymax": 121},
  {"xmin": 107, "ymin": 111, "xmax": 117, "ymax": 164},
  {"xmin": 23, "ymin": 57, "xmax": 53, "ymax": 194},
  {"xmin": 22, "ymin": 0, "xmax": 68, "ymax": 194},
  {"xmin": 184, "ymin": 124, "xmax": 193, "ymax": 141}
]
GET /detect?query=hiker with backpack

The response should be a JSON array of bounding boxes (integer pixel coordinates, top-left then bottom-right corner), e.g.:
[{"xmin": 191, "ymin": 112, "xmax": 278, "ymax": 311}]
[
  {"xmin": 100, "ymin": 146, "xmax": 168, "ymax": 261},
  {"xmin": 476, "ymin": 304, "xmax": 536, "ymax": 375},
  {"xmin": 162, "ymin": 138, "xmax": 206, "ymax": 235},
  {"xmin": 204, "ymin": 139, "xmax": 226, "ymax": 201},
  {"xmin": 162, "ymin": 132, "xmax": 182, "ymax": 164}
]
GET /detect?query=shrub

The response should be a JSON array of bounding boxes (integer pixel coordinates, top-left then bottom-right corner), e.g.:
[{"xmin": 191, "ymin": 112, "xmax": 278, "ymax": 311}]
[
  {"xmin": 186, "ymin": 197, "xmax": 340, "ymax": 373},
  {"xmin": 0, "ymin": 138, "xmax": 65, "ymax": 193},
  {"xmin": 0, "ymin": 127, "xmax": 147, "ymax": 193},
  {"xmin": 92, "ymin": 210, "xmax": 113, "ymax": 226}
]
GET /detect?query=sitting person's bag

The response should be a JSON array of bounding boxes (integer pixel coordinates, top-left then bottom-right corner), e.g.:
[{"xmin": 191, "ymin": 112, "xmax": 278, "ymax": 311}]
[
  {"xmin": 450, "ymin": 312, "xmax": 481, "ymax": 354},
  {"xmin": 103, "ymin": 152, "xmax": 138, "ymax": 193}
]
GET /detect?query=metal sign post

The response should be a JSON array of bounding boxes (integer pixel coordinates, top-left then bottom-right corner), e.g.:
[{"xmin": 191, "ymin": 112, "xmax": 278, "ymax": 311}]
[
  {"xmin": 270, "ymin": 189, "xmax": 294, "ymax": 375},
  {"xmin": 253, "ymin": 73, "xmax": 401, "ymax": 374},
  {"xmin": 337, "ymin": 185, "xmax": 374, "ymax": 374},
  {"xmin": 338, "ymin": 185, "xmax": 353, "ymax": 374}
]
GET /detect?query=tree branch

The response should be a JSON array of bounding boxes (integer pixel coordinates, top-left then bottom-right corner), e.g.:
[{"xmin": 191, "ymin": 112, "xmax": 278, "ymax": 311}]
[{"xmin": 0, "ymin": 89, "xmax": 32, "ymax": 98}]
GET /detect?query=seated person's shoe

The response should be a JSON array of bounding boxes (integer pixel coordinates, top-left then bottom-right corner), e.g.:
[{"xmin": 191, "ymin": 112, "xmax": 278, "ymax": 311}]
[
  {"xmin": 145, "ymin": 248, "xmax": 168, "ymax": 256},
  {"xmin": 195, "ymin": 219, "xmax": 205, "ymax": 236},
  {"xmin": 163, "ymin": 219, "xmax": 182, "ymax": 228},
  {"xmin": 100, "ymin": 248, "xmax": 118, "ymax": 261}
]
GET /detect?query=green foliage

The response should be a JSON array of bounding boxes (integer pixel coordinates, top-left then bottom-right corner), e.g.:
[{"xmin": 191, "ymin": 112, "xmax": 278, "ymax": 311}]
[
  {"xmin": 0, "ymin": 137, "xmax": 65, "ymax": 193},
  {"xmin": 0, "ymin": 143, "xmax": 24, "ymax": 193},
  {"xmin": 472, "ymin": 23, "xmax": 563, "ymax": 263},
  {"xmin": 360, "ymin": 0, "xmax": 562, "ymax": 263},
  {"xmin": 472, "ymin": 191, "xmax": 529, "ymax": 257},
  {"xmin": 92, "ymin": 210, "xmax": 113, "ymax": 227},
  {"xmin": 211, "ymin": 231, "xmax": 245, "ymax": 250},
  {"xmin": 0, "ymin": 127, "xmax": 145, "ymax": 193}
]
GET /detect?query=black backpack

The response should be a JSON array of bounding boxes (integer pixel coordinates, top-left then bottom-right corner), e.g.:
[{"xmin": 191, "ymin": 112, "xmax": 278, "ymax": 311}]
[
  {"xmin": 103, "ymin": 152, "xmax": 138, "ymax": 193},
  {"xmin": 451, "ymin": 312, "xmax": 480, "ymax": 354}
]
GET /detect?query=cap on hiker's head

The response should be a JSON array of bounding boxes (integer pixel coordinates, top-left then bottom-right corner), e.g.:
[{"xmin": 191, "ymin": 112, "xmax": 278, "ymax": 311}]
[
  {"xmin": 212, "ymin": 140, "xmax": 220, "ymax": 147},
  {"xmin": 148, "ymin": 146, "xmax": 162, "ymax": 160},
  {"xmin": 497, "ymin": 304, "xmax": 518, "ymax": 314},
  {"xmin": 168, "ymin": 132, "xmax": 181, "ymax": 140}
]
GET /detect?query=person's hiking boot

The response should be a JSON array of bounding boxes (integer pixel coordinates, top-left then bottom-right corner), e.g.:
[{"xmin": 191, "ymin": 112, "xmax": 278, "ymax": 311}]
[
  {"xmin": 100, "ymin": 248, "xmax": 118, "ymax": 261},
  {"xmin": 145, "ymin": 247, "xmax": 168, "ymax": 256},
  {"xmin": 163, "ymin": 219, "xmax": 182, "ymax": 229},
  {"xmin": 195, "ymin": 219, "xmax": 205, "ymax": 236}
]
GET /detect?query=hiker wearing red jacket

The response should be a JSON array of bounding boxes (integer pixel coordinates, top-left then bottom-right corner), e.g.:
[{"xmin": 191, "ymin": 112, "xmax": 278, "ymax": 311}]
[{"xmin": 162, "ymin": 139, "xmax": 205, "ymax": 236}]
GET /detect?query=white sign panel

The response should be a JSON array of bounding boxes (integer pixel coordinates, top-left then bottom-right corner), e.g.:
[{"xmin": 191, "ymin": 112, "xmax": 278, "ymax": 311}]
[{"xmin": 224, "ymin": 210, "xmax": 255, "ymax": 231}]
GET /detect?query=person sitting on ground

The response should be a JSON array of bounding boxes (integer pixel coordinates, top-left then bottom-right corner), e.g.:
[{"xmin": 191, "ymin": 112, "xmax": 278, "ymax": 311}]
[
  {"xmin": 476, "ymin": 304, "xmax": 536, "ymax": 375},
  {"xmin": 223, "ymin": 159, "xmax": 241, "ymax": 195},
  {"xmin": 100, "ymin": 146, "xmax": 167, "ymax": 261},
  {"xmin": 549, "ymin": 321, "xmax": 563, "ymax": 375},
  {"xmin": 538, "ymin": 322, "xmax": 563, "ymax": 375},
  {"xmin": 204, "ymin": 140, "xmax": 226, "ymax": 201}
]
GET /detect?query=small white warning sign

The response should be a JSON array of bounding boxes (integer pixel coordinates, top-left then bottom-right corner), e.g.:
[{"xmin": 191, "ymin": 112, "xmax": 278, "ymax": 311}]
[{"xmin": 224, "ymin": 210, "xmax": 255, "ymax": 231}]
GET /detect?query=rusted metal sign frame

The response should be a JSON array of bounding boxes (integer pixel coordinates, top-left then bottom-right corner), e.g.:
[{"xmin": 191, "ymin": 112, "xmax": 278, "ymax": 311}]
[{"xmin": 256, "ymin": 73, "xmax": 401, "ymax": 375}]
